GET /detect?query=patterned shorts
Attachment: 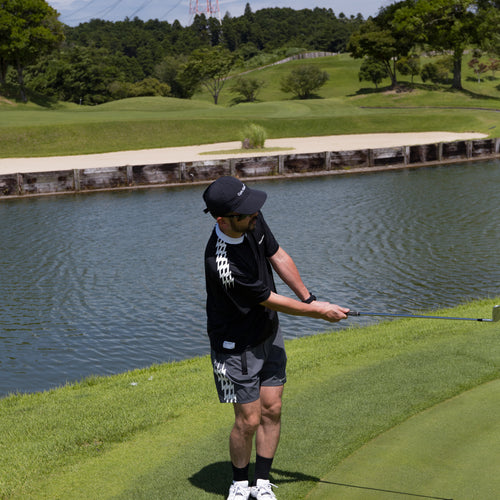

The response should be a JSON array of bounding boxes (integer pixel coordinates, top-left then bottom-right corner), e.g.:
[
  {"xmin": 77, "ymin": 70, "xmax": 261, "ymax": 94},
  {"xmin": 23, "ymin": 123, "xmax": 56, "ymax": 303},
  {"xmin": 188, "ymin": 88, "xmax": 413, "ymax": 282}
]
[{"xmin": 211, "ymin": 328, "xmax": 287, "ymax": 404}]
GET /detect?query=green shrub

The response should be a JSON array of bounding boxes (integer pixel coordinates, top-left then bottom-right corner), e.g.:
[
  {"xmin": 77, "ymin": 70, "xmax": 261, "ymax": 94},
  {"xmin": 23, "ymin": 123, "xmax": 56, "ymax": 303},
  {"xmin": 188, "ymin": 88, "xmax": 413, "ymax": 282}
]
[
  {"xmin": 240, "ymin": 123, "xmax": 267, "ymax": 149},
  {"xmin": 359, "ymin": 57, "xmax": 387, "ymax": 88},
  {"xmin": 280, "ymin": 64, "xmax": 329, "ymax": 99},
  {"xmin": 230, "ymin": 77, "xmax": 265, "ymax": 102},
  {"xmin": 421, "ymin": 57, "xmax": 453, "ymax": 84}
]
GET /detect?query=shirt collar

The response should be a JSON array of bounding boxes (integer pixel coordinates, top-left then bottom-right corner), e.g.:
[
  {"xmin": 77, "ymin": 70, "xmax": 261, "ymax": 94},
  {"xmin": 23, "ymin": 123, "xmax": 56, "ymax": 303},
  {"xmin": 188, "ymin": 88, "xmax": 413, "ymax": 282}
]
[{"xmin": 215, "ymin": 223, "xmax": 244, "ymax": 244}]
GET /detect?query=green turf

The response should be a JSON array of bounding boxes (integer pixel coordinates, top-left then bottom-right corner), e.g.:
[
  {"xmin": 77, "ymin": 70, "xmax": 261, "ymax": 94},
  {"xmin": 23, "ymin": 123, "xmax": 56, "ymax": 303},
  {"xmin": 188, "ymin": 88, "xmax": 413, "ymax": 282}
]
[
  {"xmin": 1, "ymin": 54, "xmax": 499, "ymax": 158},
  {"xmin": 308, "ymin": 379, "xmax": 500, "ymax": 500},
  {"xmin": 0, "ymin": 298, "xmax": 498, "ymax": 499}
]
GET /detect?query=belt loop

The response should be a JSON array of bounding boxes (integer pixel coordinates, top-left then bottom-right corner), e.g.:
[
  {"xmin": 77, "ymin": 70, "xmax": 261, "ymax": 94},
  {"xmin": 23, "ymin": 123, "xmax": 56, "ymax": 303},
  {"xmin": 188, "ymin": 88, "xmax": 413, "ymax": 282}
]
[{"xmin": 241, "ymin": 351, "xmax": 248, "ymax": 376}]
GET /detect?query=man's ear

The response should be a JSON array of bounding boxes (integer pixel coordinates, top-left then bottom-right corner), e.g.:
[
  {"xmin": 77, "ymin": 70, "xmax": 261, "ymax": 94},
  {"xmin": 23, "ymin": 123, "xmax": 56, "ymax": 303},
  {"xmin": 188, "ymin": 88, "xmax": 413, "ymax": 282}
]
[{"xmin": 216, "ymin": 216, "xmax": 227, "ymax": 229}]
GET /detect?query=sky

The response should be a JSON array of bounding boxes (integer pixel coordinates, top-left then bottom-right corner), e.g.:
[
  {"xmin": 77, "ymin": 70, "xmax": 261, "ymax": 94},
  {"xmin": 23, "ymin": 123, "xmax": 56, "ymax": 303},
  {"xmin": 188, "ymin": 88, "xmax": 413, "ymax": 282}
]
[{"xmin": 49, "ymin": 0, "xmax": 392, "ymax": 27}]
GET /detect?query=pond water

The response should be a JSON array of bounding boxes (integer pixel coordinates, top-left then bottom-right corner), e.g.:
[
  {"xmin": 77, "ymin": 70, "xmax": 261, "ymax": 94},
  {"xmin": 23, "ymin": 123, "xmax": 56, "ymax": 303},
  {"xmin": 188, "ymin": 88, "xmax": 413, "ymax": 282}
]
[{"xmin": 1, "ymin": 160, "xmax": 499, "ymax": 396}]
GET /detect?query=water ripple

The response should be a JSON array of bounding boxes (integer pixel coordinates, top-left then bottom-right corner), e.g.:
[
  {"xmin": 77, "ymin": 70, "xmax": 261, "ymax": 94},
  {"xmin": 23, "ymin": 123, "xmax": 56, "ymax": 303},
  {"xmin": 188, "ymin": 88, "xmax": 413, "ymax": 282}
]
[{"xmin": 1, "ymin": 162, "xmax": 499, "ymax": 395}]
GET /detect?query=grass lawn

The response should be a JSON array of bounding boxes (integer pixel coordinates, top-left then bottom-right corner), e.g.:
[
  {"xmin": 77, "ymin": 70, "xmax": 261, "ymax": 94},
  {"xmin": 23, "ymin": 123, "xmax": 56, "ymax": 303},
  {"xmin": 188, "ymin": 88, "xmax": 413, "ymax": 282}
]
[
  {"xmin": 309, "ymin": 379, "xmax": 500, "ymax": 499},
  {"xmin": 1, "ymin": 52, "xmax": 498, "ymax": 499},
  {"xmin": 1, "ymin": 298, "xmax": 498, "ymax": 499},
  {"xmin": 0, "ymin": 54, "xmax": 499, "ymax": 158}
]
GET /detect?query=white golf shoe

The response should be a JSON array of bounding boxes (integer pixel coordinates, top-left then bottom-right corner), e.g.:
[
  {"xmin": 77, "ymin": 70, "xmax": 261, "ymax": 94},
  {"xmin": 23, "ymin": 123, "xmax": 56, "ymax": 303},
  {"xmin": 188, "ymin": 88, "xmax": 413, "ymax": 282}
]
[
  {"xmin": 251, "ymin": 479, "xmax": 277, "ymax": 499},
  {"xmin": 227, "ymin": 480, "xmax": 252, "ymax": 500}
]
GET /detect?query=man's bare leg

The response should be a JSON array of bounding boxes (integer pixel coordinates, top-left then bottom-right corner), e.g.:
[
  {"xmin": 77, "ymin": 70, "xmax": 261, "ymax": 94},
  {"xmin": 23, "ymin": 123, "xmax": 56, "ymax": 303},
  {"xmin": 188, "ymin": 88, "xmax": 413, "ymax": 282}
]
[
  {"xmin": 256, "ymin": 385, "xmax": 283, "ymax": 459},
  {"xmin": 229, "ymin": 385, "xmax": 283, "ymax": 466},
  {"xmin": 230, "ymin": 399, "xmax": 262, "ymax": 468}
]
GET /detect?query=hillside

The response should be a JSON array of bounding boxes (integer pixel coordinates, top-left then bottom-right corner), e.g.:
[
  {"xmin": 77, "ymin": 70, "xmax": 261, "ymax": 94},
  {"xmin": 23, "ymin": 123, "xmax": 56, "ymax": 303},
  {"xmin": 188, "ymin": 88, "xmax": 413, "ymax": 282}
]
[{"xmin": 0, "ymin": 54, "xmax": 499, "ymax": 158}]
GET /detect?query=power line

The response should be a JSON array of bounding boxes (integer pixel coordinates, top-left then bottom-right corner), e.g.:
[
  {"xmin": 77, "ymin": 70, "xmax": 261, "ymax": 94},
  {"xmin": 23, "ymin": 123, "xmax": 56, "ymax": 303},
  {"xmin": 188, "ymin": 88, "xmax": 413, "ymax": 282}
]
[
  {"xmin": 160, "ymin": 0, "xmax": 185, "ymax": 20},
  {"xmin": 94, "ymin": 0, "xmax": 127, "ymax": 18},
  {"xmin": 63, "ymin": 0, "xmax": 102, "ymax": 22},
  {"xmin": 59, "ymin": 0, "xmax": 189, "ymax": 25},
  {"xmin": 130, "ymin": 0, "xmax": 156, "ymax": 19}
]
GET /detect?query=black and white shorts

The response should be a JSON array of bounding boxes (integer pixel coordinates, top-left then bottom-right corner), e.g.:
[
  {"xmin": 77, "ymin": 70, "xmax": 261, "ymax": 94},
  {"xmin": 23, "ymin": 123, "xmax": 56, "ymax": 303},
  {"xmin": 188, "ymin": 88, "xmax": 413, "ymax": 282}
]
[{"xmin": 211, "ymin": 328, "xmax": 287, "ymax": 404}]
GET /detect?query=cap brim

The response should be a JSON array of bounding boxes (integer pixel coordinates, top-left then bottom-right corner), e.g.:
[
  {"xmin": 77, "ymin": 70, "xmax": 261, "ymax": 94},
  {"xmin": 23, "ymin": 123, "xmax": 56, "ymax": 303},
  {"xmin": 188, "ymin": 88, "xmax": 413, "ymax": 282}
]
[{"xmin": 235, "ymin": 188, "xmax": 267, "ymax": 215}]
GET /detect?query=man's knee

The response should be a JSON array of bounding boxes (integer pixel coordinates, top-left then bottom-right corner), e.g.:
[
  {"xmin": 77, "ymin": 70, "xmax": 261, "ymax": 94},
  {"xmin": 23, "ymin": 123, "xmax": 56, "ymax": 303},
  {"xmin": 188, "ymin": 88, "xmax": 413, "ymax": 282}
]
[
  {"xmin": 261, "ymin": 398, "xmax": 282, "ymax": 422},
  {"xmin": 260, "ymin": 386, "xmax": 283, "ymax": 421},
  {"xmin": 234, "ymin": 403, "xmax": 261, "ymax": 435}
]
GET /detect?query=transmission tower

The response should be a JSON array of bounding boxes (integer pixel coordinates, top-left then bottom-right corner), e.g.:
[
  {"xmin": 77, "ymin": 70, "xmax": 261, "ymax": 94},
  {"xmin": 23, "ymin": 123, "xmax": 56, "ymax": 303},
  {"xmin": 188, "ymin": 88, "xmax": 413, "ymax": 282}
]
[{"xmin": 189, "ymin": 0, "xmax": 221, "ymax": 22}]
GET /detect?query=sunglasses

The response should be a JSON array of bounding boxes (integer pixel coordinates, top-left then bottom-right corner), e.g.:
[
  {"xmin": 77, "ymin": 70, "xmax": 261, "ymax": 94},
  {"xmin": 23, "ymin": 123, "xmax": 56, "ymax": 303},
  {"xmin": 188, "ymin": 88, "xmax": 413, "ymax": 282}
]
[{"xmin": 224, "ymin": 213, "xmax": 252, "ymax": 221}]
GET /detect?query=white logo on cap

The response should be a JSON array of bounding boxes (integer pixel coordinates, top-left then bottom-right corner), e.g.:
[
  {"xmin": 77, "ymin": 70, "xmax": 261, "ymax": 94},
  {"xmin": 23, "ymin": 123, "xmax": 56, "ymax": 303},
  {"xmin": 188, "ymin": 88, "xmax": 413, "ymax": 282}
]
[{"xmin": 237, "ymin": 185, "xmax": 246, "ymax": 197}]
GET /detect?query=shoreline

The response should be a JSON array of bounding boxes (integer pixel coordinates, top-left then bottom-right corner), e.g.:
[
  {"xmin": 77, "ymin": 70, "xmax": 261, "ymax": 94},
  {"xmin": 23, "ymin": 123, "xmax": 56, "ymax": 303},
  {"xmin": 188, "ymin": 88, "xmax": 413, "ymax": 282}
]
[
  {"xmin": 1, "ymin": 132, "xmax": 498, "ymax": 199},
  {"xmin": 0, "ymin": 131, "xmax": 488, "ymax": 175}
]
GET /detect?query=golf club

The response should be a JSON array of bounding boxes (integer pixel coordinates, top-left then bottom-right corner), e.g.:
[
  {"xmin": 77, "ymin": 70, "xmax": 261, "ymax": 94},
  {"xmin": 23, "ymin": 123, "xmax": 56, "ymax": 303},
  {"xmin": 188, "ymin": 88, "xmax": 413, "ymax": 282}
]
[{"xmin": 347, "ymin": 305, "xmax": 499, "ymax": 323}]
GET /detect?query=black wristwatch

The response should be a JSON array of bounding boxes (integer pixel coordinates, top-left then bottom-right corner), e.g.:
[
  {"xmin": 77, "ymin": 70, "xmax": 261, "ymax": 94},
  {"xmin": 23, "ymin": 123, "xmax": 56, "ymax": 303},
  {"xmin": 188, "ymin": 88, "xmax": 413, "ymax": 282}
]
[{"xmin": 302, "ymin": 293, "xmax": 317, "ymax": 304}]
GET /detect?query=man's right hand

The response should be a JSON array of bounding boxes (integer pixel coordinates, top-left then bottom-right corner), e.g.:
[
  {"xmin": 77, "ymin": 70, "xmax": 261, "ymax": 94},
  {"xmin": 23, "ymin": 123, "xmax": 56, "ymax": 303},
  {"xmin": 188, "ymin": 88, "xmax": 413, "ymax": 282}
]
[{"xmin": 311, "ymin": 302, "xmax": 349, "ymax": 322}]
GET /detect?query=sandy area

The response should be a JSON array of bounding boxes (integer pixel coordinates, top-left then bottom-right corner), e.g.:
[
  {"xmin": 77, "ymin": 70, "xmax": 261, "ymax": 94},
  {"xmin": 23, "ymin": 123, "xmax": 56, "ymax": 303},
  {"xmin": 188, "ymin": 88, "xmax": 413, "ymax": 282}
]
[{"xmin": 0, "ymin": 131, "xmax": 488, "ymax": 175}]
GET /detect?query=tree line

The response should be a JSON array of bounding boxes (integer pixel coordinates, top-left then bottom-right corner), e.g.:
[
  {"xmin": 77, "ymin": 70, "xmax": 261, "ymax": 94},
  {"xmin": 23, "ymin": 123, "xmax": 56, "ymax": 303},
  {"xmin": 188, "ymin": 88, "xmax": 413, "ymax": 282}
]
[
  {"xmin": 348, "ymin": 0, "xmax": 500, "ymax": 91},
  {"xmin": 0, "ymin": 2, "xmax": 362, "ymax": 104},
  {"xmin": 0, "ymin": 0, "xmax": 499, "ymax": 105}
]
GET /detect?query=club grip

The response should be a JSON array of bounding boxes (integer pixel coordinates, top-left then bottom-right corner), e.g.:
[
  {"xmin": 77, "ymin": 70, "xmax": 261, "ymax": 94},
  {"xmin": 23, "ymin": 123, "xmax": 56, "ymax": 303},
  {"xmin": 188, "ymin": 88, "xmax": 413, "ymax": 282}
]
[{"xmin": 347, "ymin": 311, "xmax": 360, "ymax": 316}]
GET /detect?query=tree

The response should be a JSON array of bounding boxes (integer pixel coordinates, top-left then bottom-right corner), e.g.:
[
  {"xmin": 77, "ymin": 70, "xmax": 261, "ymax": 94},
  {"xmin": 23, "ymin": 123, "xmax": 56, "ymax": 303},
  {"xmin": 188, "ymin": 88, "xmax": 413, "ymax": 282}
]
[
  {"xmin": 488, "ymin": 58, "xmax": 500, "ymax": 77},
  {"xmin": 421, "ymin": 58, "xmax": 453, "ymax": 84},
  {"xmin": 230, "ymin": 77, "xmax": 265, "ymax": 102},
  {"xmin": 280, "ymin": 64, "xmax": 329, "ymax": 99},
  {"xmin": 394, "ymin": 0, "xmax": 491, "ymax": 90},
  {"xmin": 348, "ymin": 22, "xmax": 399, "ymax": 88},
  {"xmin": 179, "ymin": 46, "xmax": 235, "ymax": 104},
  {"xmin": 348, "ymin": 1, "xmax": 416, "ymax": 89},
  {"xmin": 132, "ymin": 77, "xmax": 170, "ymax": 97},
  {"xmin": 468, "ymin": 58, "xmax": 489, "ymax": 82},
  {"xmin": 26, "ymin": 44, "xmax": 131, "ymax": 104},
  {"xmin": 154, "ymin": 55, "xmax": 191, "ymax": 98},
  {"xmin": 188, "ymin": 14, "xmax": 211, "ymax": 48},
  {"xmin": 359, "ymin": 57, "xmax": 387, "ymax": 88},
  {"xmin": 476, "ymin": 0, "xmax": 500, "ymax": 55},
  {"xmin": 0, "ymin": 0, "xmax": 65, "ymax": 102},
  {"xmin": 218, "ymin": 6, "xmax": 362, "ymax": 54},
  {"xmin": 207, "ymin": 16, "xmax": 223, "ymax": 46},
  {"xmin": 397, "ymin": 54, "xmax": 421, "ymax": 84}
]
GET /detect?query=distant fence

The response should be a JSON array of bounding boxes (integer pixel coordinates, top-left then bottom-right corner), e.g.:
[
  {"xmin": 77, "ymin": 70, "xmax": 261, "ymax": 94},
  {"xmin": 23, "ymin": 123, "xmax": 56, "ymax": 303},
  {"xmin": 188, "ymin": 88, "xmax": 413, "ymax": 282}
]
[
  {"xmin": 232, "ymin": 51, "xmax": 338, "ymax": 78},
  {"xmin": 267, "ymin": 51, "xmax": 337, "ymax": 65},
  {"xmin": 0, "ymin": 138, "xmax": 498, "ymax": 199}
]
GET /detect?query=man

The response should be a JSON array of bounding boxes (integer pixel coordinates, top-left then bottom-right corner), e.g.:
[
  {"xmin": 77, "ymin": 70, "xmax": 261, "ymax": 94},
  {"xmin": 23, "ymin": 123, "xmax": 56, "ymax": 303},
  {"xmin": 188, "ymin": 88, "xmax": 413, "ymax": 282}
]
[{"xmin": 203, "ymin": 176, "xmax": 348, "ymax": 500}]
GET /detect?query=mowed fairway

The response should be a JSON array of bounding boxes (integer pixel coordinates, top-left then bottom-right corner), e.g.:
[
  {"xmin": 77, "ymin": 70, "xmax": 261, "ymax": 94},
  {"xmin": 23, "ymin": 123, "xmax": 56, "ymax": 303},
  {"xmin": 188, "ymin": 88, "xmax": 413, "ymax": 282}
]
[
  {"xmin": 308, "ymin": 379, "xmax": 500, "ymax": 500},
  {"xmin": 1, "ymin": 299, "xmax": 499, "ymax": 499},
  {"xmin": 1, "ymin": 54, "xmax": 499, "ymax": 158}
]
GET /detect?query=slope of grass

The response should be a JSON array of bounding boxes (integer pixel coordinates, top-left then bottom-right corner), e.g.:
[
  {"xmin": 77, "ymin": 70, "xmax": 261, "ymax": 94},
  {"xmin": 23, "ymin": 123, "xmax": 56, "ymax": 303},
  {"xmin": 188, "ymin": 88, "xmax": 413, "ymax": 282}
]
[
  {"xmin": 0, "ymin": 54, "xmax": 499, "ymax": 158},
  {"xmin": 0, "ymin": 298, "xmax": 498, "ymax": 499},
  {"xmin": 309, "ymin": 379, "xmax": 500, "ymax": 499}
]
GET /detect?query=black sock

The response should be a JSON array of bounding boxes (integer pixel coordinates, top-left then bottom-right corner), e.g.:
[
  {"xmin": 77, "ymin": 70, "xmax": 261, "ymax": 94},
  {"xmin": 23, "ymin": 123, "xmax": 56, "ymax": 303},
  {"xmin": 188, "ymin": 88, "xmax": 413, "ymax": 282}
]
[
  {"xmin": 254, "ymin": 454, "xmax": 274, "ymax": 482},
  {"xmin": 232, "ymin": 462, "xmax": 249, "ymax": 482}
]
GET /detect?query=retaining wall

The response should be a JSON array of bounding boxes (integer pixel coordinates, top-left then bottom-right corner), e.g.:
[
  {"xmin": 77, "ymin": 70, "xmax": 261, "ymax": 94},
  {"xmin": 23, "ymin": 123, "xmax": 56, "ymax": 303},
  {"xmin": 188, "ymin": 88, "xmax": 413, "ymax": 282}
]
[{"xmin": 1, "ymin": 137, "xmax": 499, "ymax": 199}]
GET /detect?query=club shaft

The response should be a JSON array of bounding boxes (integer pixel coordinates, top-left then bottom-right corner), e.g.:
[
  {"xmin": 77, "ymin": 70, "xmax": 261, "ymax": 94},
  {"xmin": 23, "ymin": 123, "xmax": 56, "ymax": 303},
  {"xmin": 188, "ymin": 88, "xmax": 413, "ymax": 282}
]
[{"xmin": 347, "ymin": 311, "xmax": 492, "ymax": 322}]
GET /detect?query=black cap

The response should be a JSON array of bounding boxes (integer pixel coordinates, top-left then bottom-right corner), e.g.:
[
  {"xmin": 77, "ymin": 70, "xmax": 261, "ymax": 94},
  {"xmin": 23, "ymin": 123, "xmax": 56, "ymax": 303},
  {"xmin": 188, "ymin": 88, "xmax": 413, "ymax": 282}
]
[{"xmin": 203, "ymin": 176, "xmax": 267, "ymax": 217}]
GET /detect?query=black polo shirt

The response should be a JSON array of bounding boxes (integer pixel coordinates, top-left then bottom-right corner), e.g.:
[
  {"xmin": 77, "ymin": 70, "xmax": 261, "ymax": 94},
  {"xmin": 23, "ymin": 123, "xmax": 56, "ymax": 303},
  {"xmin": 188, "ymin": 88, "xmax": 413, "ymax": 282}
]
[{"xmin": 204, "ymin": 212, "xmax": 280, "ymax": 353}]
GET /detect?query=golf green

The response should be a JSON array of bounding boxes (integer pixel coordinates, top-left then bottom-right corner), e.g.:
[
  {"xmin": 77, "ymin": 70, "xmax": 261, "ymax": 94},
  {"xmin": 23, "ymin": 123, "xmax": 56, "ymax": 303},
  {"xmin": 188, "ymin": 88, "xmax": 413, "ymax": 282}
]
[{"xmin": 307, "ymin": 379, "xmax": 500, "ymax": 500}]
